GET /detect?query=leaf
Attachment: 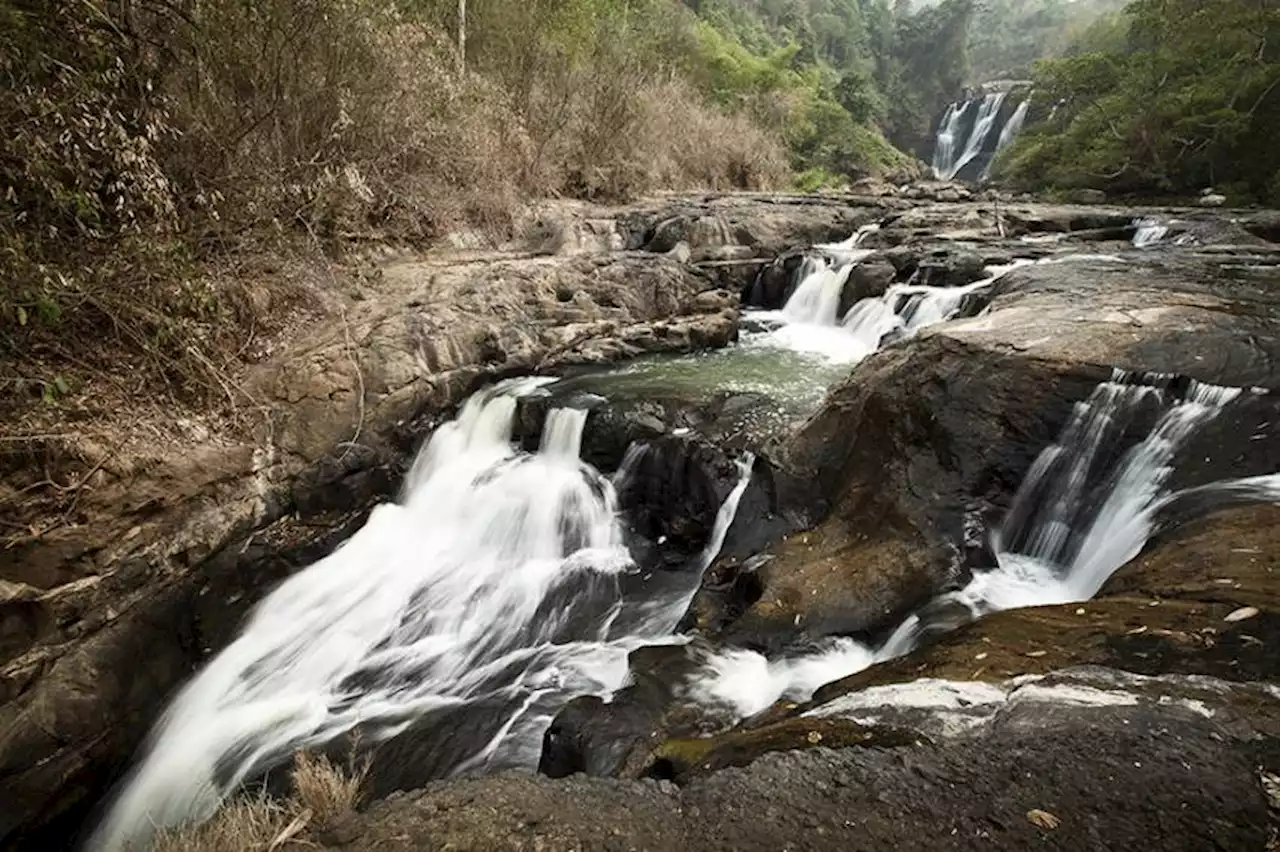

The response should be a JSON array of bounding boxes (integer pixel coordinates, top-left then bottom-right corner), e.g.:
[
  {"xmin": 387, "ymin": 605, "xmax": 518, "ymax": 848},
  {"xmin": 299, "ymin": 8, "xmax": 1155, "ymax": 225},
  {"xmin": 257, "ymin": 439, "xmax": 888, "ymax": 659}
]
[
  {"xmin": 15, "ymin": 305, "xmax": 27, "ymax": 326},
  {"xmin": 1224, "ymin": 606, "xmax": 1259, "ymax": 623},
  {"xmin": 53, "ymin": 375, "xmax": 70, "ymax": 396},
  {"xmin": 1027, "ymin": 809, "xmax": 1061, "ymax": 830}
]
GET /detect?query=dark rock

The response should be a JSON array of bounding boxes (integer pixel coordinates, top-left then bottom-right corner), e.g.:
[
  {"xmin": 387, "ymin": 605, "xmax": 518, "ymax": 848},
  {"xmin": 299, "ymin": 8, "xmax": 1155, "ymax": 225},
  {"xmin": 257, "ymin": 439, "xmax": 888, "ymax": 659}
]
[
  {"xmin": 345, "ymin": 668, "xmax": 1275, "ymax": 851},
  {"xmin": 837, "ymin": 257, "xmax": 897, "ymax": 318},
  {"xmin": 915, "ymin": 250, "xmax": 986, "ymax": 288},
  {"xmin": 745, "ymin": 251, "xmax": 807, "ymax": 308}
]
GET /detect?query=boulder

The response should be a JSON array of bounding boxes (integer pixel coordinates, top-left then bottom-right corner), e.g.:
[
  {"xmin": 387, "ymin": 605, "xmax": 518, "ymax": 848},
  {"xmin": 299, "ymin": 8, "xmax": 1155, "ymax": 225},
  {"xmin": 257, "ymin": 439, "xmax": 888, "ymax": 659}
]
[
  {"xmin": 914, "ymin": 249, "xmax": 987, "ymax": 288},
  {"xmin": 836, "ymin": 257, "xmax": 897, "ymax": 318}
]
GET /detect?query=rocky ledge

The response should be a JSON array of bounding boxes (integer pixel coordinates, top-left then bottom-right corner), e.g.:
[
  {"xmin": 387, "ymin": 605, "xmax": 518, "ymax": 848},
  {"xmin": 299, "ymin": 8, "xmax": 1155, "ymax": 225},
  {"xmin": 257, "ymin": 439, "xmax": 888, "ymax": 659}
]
[{"xmin": 4, "ymin": 190, "xmax": 1280, "ymax": 849}]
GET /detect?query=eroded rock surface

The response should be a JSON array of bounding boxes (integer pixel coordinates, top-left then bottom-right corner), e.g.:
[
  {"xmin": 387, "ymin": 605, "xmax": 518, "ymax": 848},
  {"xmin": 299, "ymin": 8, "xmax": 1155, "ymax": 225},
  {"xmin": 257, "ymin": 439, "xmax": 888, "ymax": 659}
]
[{"xmin": 0, "ymin": 245, "xmax": 741, "ymax": 846}]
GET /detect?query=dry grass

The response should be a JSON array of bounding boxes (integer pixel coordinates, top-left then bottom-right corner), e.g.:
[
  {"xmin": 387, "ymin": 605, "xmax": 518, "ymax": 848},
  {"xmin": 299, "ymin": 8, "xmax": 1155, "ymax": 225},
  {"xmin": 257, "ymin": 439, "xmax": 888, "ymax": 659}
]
[
  {"xmin": 151, "ymin": 751, "xmax": 366, "ymax": 852},
  {"xmin": 292, "ymin": 751, "xmax": 368, "ymax": 829},
  {"xmin": 151, "ymin": 794, "xmax": 293, "ymax": 852},
  {"xmin": 0, "ymin": 1, "xmax": 793, "ymax": 522}
]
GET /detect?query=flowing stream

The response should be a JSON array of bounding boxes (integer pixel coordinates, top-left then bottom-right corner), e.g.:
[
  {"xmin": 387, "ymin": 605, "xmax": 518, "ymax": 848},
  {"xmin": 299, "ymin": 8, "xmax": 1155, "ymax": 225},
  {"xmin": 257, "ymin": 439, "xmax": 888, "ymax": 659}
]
[
  {"xmin": 92, "ymin": 222, "xmax": 1279, "ymax": 848},
  {"xmin": 92, "ymin": 379, "xmax": 753, "ymax": 851},
  {"xmin": 693, "ymin": 371, "xmax": 1279, "ymax": 717}
]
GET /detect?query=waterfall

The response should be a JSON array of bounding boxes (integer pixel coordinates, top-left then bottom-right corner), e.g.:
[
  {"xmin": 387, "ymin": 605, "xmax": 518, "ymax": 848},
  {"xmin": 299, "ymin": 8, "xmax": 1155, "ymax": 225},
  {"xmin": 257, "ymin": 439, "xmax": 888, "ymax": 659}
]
[
  {"xmin": 931, "ymin": 102, "xmax": 965, "ymax": 180},
  {"xmin": 91, "ymin": 380, "xmax": 756, "ymax": 851},
  {"xmin": 691, "ymin": 370, "xmax": 1277, "ymax": 718},
  {"xmin": 932, "ymin": 92, "xmax": 1007, "ymax": 182},
  {"xmin": 781, "ymin": 260, "xmax": 860, "ymax": 326},
  {"xmin": 841, "ymin": 261, "xmax": 1027, "ymax": 358},
  {"xmin": 981, "ymin": 99, "xmax": 1030, "ymax": 181},
  {"xmin": 1132, "ymin": 217, "xmax": 1169, "ymax": 248},
  {"xmin": 946, "ymin": 92, "xmax": 1007, "ymax": 181},
  {"xmin": 780, "ymin": 224, "xmax": 879, "ymax": 326}
]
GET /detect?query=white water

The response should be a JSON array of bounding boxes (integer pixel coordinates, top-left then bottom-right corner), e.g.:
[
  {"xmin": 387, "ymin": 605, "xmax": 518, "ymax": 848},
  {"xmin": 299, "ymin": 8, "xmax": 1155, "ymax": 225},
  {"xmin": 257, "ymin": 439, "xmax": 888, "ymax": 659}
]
[
  {"xmin": 1133, "ymin": 217, "xmax": 1169, "ymax": 248},
  {"xmin": 774, "ymin": 219, "xmax": 1030, "ymax": 363},
  {"xmin": 934, "ymin": 92, "xmax": 1008, "ymax": 181},
  {"xmin": 694, "ymin": 370, "xmax": 1277, "ymax": 718},
  {"xmin": 931, "ymin": 102, "xmax": 965, "ymax": 180},
  {"xmin": 93, "ymin": 381, "xmax": 754, "ymax": 851},
  {"xmin": 840, "ymin": 261, "xmax": 1029, "ymax": 358},
  {"xmin": 981, "ymin": 99, "xmax": 1030, "ymax": 181}
]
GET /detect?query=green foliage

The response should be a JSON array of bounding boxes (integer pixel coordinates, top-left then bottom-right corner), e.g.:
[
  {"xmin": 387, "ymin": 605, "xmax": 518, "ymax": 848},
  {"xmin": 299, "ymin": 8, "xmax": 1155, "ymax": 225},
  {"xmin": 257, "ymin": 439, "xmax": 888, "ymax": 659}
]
[
  {"xmin": 966, "ymin": 0, "xmax": 1128, "ymax": 81},
  {"xmin": 1001, "ymin": 0, "xmax": 1280, "ymax": 200},
  {"xmin": 878, "ymin": 0, "xmax": 975, "ymax": 155}
]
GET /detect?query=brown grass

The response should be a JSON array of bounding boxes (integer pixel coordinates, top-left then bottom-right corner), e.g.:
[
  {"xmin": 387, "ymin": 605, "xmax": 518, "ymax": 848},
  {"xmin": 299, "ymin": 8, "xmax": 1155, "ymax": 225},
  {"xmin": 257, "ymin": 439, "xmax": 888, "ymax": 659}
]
[
  {"xmin": 0, "ymin": 0, "xmax": 791, "ymax": 545},
  {"xmin": 151, "ymin": 751, "xmax": 366, "ymax": 852}
]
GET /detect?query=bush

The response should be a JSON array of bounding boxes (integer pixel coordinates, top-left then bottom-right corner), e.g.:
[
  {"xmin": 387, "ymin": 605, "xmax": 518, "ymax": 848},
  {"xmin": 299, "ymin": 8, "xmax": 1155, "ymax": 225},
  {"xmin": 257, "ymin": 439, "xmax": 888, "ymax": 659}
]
[{"xmin": 0, "ymin": 0, "xmax": 792, "ymax": 428}]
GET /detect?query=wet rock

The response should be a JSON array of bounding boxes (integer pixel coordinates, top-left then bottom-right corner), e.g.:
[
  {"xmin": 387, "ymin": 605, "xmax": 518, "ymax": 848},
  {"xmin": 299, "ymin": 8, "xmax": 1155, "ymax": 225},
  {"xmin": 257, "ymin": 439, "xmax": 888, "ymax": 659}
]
[
  {"xmin": 0, "ymin": 249, "xmax": 743, "ymax": 848},
  {"xmin": 914, "ymin": 250, "xmax": 986, "ymax": 288},
  {"xmin": 802, "ymin": 503, "xmax": 1280, "ymax": 711},
  {"xmin": 745, "ymin": 251, "xmax": 807, "ymax": 308},
  {"xmin": 341, "ymin": 671, "xmax": 1274, "ymax": 852},
  {"xmin": 837, "ymin": 257, "xmax": 897, "ymax": 317}
]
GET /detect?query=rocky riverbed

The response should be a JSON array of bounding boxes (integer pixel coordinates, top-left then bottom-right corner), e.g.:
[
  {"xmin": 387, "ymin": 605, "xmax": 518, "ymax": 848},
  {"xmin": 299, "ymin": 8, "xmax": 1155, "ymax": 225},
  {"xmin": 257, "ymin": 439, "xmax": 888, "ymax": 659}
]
[{"xmin": 2, "ymin": 186, "xmax": 1279, "ymax": 850}]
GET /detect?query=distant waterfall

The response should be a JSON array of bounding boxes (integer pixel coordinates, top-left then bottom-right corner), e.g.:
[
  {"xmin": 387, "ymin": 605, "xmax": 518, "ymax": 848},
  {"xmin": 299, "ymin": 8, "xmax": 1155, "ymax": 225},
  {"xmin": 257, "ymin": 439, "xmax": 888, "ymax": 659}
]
[
  {"xmin": 931, "ymin": 92, "xmax": 1012, "ymax": 182},
  {"xmin": 981, "ymin": 99, "xmax": 1030, "ymax": 180},
  {"xmin": 930, "ymin": 102, "xmax": 965, "ymax": 180}
]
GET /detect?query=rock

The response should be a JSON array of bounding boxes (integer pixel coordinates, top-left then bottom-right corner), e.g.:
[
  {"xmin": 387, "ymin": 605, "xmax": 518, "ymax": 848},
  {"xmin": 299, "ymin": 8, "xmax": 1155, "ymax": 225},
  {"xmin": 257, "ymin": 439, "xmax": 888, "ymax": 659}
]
[
  {"xmin": 803, "ymin": 503, "xmax": 1280, "ymax": 706},
  {"xmin": 836, "ymin": 257, "xmax": 897, "ymax": 318},
  {"xmin": 848, "ymin": 177, "xmax": 897, "ymax": 197},
  {"xmin": 624, "ymin": 195, "xmax": 886, "ymax": 258},
  {"xmin": 1200, "ymin": 193, "xmax": 1228, "ymax": 207},
  {"xmin": 0, "ymin": 249, "xmax": 744, "ymax": 848},
  {"xmin": 914, "ymin": 250, "xmax": 986, "ymax": 288},
  {"xmin": 745, "ymin": 251, "xmax": 808, "ymax": 308},
  {"xmin": 340, "ymin": 668, "xmax": 1274, "ymax": 851}
]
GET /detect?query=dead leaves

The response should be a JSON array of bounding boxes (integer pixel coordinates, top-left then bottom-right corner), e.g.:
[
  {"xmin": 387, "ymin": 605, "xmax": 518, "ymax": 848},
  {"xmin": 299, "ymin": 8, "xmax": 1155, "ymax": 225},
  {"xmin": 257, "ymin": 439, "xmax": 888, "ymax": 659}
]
[{"xmin": 1027, "ymin": 809, "xmax": 1061, "ymax": 831}]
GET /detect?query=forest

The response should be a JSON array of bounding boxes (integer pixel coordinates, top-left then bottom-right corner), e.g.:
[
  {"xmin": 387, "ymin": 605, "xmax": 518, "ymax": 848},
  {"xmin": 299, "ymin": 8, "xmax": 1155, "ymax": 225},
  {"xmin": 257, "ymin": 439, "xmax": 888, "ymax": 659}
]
[
  {"xmin": 998, "ymin": 0, "xmax": 1280, "ymax": 203},
  {"xmin": 2, "ymin": 0, "xmax": 1264, "ymax": 409}
]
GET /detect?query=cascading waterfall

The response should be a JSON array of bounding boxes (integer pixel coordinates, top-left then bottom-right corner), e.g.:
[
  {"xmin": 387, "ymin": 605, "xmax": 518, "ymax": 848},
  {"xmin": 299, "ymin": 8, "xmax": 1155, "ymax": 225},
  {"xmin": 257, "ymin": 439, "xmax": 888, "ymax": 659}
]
[
  {"xmin": 948, "ymin": 91, "xmax": 1007, "ymax": 180},
  {"xmin": 777, "ymin": 224, "xmax": 1029, "ymax": 363},
  {"xmin": 981, "ymin": 99, "xmax": 1030, "ymax": 181},
  {"xmin": 931, "ymin": 101, "xmax": 966, "ymax": 180},
  {"xmin": 1133, "ymin": 217, "xmax": 1169, "ymax": 248},
  {"xmin": 932, "ymin": 92, "xmax": 1007, "ymax": 181},
  {"xmin": 781, "ymin": 258, "xmax": 861, "ymax": 327},
  {"xmin": 781, "ymin": 225, "xmax": 880, "ymax": 326},
  {"xmin": 841, "ymin": 261, "xmax": 1028, "ymax": 359},
  {"xmin": 693, "ymin": 370, "xmax": 1278, "ymax": 718},
  {"xmin": 92, "ymin": 380, "xmax": 755, "ymax": 852}
]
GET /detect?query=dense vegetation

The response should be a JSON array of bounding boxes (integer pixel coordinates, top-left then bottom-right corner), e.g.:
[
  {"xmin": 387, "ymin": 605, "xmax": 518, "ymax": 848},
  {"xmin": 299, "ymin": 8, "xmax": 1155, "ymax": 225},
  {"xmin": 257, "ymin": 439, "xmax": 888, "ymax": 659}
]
[
  {"xmin": 966, "ymin": 0, "xmax": 1128, "ymax": 81},
  {"xmin": 0, "ymin": 0, "xmax": 995, "ymax": 417},
  {"xmin": 2, "ymin": 0, "xmax": 1154, "ymax": 420},
  {"xmin": 1000, "ymin": 0, "xmax": 1280, "ymax": 201}
]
